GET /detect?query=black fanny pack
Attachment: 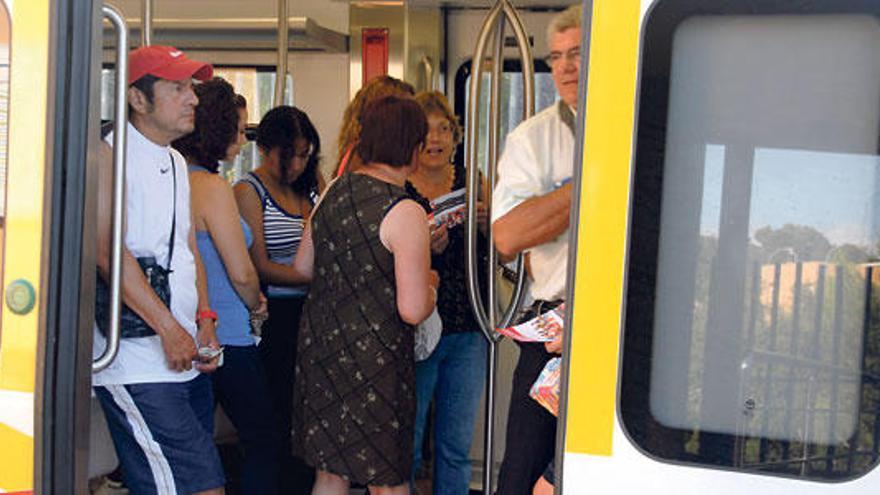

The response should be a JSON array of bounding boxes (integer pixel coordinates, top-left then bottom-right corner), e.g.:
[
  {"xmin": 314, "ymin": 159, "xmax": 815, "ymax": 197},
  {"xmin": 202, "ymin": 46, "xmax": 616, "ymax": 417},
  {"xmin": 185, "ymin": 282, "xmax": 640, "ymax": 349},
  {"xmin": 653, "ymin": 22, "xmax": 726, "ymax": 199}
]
[{"xmin": 95, "ymin": 153, "xmax": 177, "ymax": 339}]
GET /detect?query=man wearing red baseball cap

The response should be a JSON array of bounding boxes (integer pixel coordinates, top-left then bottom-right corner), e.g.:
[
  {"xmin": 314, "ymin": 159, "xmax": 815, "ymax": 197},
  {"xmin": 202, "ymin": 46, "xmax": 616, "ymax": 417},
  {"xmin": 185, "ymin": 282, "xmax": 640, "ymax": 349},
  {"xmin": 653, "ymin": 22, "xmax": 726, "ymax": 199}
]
[
  {"xmin": 128, "ymin": 44, "xmax": 213, "ymax": 85},
  {"xmin": 93, "ymin": 46, "xmax": 227, "ymax": 494}
]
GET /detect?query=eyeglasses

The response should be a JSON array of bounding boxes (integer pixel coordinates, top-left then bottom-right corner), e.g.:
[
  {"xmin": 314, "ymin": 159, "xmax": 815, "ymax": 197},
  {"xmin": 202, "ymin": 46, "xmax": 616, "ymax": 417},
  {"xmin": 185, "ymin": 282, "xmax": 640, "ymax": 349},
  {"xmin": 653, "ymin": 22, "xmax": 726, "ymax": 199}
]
[{"xmin": 544, "ymin": 47, "xmax": 580, "ymax": 67}]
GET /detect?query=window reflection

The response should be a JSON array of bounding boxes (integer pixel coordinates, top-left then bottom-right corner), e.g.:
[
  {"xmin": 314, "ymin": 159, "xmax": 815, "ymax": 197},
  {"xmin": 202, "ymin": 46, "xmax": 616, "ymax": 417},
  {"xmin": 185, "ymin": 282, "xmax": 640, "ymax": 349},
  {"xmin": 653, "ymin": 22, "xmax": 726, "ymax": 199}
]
[
  {"xmin": 100, "ymin": 67, "xmax": 294, "ymax": 185},
  {"xmin": 465, "ymin": 69, "xmax": 557, "ymax": 174},
  {"xmin": 624, "ymin": 10, "xmax": 880, "ymax": 480},
  {"xmin": 678, "ymin": 146, "xmax": 879, "ymax": 446}
]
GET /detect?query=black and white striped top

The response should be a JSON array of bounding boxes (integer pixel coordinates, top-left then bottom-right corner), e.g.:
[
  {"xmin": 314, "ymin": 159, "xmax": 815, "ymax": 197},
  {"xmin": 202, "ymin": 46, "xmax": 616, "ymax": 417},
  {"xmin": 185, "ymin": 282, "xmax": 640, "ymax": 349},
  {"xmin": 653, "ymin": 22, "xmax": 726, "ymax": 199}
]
[{"xmin": 239, "ymin": 172, "xmax": 307, "ymax": 297}]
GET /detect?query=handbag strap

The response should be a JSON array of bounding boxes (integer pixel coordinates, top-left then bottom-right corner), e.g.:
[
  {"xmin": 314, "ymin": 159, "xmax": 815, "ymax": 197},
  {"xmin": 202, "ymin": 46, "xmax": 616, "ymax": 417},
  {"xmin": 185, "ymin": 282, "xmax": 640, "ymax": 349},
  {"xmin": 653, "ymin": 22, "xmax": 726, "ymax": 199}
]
[{"xmin": 167, "ymin": 152, "xmax": 177, "ymax": 271}]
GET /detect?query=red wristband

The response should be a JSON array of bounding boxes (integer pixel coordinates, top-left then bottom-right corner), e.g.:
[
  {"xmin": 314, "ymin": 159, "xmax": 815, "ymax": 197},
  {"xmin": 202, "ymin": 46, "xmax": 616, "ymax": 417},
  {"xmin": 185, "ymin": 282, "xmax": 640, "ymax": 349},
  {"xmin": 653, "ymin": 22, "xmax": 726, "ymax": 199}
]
[{"xmin": 197, "ymin": 309, "xmax": 218, "ymax": 322}]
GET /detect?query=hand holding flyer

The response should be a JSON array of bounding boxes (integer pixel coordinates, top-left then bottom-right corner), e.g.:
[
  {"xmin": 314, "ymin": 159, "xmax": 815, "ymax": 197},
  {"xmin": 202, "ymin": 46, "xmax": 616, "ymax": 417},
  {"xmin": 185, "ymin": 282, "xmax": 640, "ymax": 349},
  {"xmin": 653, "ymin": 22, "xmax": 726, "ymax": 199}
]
[
  {"xmin": 427, "ymin": 187, "xmax": 466, "ymax": 229},
  {"xmin": 530, "ymin": 357, "xmax": 561, "ymax": 416},
  {"xmin": 496, "ymin": 303, "xmax": 565, "ymax": 342}
]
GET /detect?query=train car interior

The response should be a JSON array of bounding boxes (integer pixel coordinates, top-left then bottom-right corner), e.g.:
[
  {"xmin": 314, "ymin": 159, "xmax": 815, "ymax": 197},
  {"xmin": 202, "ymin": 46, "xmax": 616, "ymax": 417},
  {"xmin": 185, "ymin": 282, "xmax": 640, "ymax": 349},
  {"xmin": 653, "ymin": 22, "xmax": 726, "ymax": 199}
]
[
  {"xmin": 4, "ymin": 1, "xmax": 880, "ymax": 494},
  {"xmin": 86, "ymin": 1, "xmax": 575, "ymax": 493}
]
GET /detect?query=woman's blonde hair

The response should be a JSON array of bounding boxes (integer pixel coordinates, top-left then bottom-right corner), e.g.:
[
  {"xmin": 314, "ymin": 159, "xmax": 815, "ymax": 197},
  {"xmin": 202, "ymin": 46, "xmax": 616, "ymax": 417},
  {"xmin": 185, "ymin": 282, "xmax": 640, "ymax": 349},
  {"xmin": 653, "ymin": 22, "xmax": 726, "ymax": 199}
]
[
  {"xmin": 414, "ymin": 90, "xmax": 462, "ymax": 147},
  {"xmin": 334, "ymin": 76, "xmax": 415, "ymax": 174}
]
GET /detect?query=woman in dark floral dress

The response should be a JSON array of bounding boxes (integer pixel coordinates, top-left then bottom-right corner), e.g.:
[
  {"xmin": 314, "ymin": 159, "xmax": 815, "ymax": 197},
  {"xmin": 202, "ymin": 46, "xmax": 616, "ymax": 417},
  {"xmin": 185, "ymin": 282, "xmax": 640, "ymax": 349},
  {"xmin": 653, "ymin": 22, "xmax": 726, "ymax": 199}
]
[{"xmin": 289, "ymin": 96, "xmax": 439, "ymax": 494}]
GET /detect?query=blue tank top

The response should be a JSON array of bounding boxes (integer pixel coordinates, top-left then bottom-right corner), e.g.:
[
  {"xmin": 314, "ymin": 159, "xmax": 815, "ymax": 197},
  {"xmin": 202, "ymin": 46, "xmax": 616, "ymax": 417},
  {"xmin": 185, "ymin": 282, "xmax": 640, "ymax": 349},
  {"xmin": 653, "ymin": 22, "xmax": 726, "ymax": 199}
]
[{"xmin": 191, "ymin": 164, "xmax": 256, "ymax": 346}]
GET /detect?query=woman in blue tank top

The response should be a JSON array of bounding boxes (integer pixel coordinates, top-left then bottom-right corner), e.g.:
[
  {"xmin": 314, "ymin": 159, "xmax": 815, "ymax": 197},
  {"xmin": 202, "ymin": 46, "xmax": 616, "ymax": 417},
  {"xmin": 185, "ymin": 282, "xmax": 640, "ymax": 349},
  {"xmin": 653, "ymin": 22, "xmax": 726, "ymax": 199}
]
[
  {"xmin": 174, "ymin": 78, "xmax": 279, "ymax": 495},
  {"xmin": 233, "ymin": 105, "xmax": 323, "ymax": 494}
]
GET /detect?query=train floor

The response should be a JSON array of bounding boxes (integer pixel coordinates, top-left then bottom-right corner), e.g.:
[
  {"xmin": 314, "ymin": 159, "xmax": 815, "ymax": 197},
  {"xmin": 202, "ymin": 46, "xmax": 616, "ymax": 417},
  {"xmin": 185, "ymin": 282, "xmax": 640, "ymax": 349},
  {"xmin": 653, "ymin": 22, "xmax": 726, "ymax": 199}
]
[{"xmin": 88, "ymin": 443, "xmax": 485, "ymax": 494}]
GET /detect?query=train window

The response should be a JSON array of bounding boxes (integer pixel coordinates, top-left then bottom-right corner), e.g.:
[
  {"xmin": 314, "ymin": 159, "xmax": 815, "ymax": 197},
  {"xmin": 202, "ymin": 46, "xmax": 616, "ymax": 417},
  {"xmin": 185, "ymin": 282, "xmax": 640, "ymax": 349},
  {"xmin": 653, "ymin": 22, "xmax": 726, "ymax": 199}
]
[
  {"xmin": 621, "ymin": 0, "xmax": 880, "ymax": 482},
  {"xmin": 210, "ymin": 68, "xmax": 293, "ymax": 183},
  {"xmin": 453, "ymin": 59, "xmax": 555, "ymax": 170},
  {"xmin": 99, "ymin": 66, "xmax": 293, "ymax": 183}
]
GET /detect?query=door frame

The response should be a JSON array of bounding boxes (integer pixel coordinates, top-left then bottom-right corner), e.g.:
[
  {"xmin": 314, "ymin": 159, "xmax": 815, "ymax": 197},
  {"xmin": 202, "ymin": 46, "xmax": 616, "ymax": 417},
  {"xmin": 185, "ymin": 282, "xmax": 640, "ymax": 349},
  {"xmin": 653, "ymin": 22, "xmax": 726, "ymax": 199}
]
[{"xmin": 37, "ymin": 0, "xmax": 101, "ymax": 492}]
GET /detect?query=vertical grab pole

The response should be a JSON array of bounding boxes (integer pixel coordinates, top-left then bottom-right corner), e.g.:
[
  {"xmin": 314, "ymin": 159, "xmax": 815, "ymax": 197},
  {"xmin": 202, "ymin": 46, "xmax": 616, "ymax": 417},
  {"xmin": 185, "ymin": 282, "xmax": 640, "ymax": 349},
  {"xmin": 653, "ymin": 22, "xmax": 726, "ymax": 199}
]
[
  {"xmin": 420, "ymin": 55, "xmax": 435, "ymax": 92},
  {"xmin": 498, "ymin": 0, "xmax": 534, "ymax": 328},
  {"xmin": 466, "ymin": 4, "xmax": 502, "ymax": 492},
  {"xmin": 274, "ymin": 0, "xmax": 289, "ymax": 107},
  {"xmin": 465, "ymin": 1, "xmax": 534, "ymax": 492},
  {"xmin": 465, "ymin": 2, "xmax": 501, "ymax": 333},
  {"xmin": 140, "ymin": 0, "xmax": 152, "ymax": 46},
  {"xmin": 93, "ymin": 4, "xmax": 129, "ymax": 373},
  {"xmin": 486, "ymin": 17, "xmax": 504, "ymax": 331},
  {"xmin": 483, "ymin": 16, "xmax": 505, "ymax": 494}
]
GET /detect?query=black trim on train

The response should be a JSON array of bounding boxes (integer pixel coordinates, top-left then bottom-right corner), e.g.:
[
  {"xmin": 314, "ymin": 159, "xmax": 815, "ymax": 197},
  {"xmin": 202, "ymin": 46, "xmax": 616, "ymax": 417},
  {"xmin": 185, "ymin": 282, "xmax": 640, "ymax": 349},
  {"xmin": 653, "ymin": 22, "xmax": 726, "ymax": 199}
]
[
  {"xmin": 42, "ymin": 0, "xmax": 103, "ymax": 492},
  {"xmin": 621, "ymin": 0, "xmax": 880, "ymax": 483}
]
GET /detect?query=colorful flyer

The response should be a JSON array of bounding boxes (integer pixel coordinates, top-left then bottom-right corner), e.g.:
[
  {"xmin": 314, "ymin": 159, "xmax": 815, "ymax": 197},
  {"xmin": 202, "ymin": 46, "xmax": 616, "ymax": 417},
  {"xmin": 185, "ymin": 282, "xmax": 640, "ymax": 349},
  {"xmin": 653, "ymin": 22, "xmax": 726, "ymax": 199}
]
[
  {"xmin": 427, "ymin": 187, "xmax": 466, "ymax": 229},
  {"xmin": 530, "ymin": 357, "xmax": 562, "ymax": 416},
  {"xmin": 496, "ymin": 303, "xmax": 565, "ymax": 342}
]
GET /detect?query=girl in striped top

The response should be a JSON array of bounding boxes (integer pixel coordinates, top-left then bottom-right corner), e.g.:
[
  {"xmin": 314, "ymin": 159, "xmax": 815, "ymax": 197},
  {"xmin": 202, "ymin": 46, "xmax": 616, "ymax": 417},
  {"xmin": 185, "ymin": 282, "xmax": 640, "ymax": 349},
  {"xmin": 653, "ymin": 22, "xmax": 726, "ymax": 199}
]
[{"xmin": 233, "ymin": 105, "xmax": 323, "ymax": 494}]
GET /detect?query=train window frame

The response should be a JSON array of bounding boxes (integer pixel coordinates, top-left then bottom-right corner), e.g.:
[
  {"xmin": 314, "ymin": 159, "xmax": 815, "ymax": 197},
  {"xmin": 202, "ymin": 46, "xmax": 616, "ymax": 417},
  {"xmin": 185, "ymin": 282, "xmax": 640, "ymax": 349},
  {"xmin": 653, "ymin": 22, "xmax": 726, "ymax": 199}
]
[
  {"xmin": 99, "ymin": 64, "xmax": 292, "ymax": 121},
  {"xmin": 619, "ymin": 0, "xmax": 880, "ymax": 483},
  {"xmin": 99, "ymin": 64, "xmax": 290, "ymax": 184},
  {"xmin": 209, "ymin": 66, "xmax": 293, "ymax": 183},
  {"xmin": 452, "ymin": 58, "xmax": 553, "ymax": 170}
]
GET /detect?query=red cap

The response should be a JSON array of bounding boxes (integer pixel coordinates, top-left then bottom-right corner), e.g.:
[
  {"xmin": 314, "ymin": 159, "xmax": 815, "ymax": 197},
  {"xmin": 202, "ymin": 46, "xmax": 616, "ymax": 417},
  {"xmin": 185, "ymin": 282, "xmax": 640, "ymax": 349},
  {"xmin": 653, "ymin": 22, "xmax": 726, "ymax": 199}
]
[{"xmin": 128, "ymin": 45, "xmax": 213, "ymax": 85}]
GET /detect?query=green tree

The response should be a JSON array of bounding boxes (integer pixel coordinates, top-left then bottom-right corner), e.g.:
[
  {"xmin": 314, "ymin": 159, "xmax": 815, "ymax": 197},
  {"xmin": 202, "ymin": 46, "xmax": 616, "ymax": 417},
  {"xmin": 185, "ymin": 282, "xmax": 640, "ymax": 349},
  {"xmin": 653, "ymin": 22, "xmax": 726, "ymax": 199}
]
[{"xmin": 753, "ymin": 224, "xmax": 833, "ymax": 262}]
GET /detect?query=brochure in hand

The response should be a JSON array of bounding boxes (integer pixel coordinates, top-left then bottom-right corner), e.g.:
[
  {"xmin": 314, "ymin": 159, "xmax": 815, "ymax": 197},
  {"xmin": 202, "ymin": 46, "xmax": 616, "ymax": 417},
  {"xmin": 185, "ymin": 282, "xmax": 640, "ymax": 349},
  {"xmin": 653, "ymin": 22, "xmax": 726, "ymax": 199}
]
[
  {"xmin": 530, "ymin": 357, "xmax": 561, "ymax": 416},
  {"xmin": 427, "ymin": 187, "xmax": 466, "ymax": 229},
  {"xmin": 496, "ymin": 303, "xmax": 565, "ymax": 343}
]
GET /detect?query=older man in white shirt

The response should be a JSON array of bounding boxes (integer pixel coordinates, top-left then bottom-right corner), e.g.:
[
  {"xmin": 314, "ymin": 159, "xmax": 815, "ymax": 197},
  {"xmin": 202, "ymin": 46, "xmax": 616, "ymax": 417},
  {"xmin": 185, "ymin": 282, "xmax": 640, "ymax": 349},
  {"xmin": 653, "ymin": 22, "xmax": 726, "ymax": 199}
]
[{"xmin": 491, "ymin": 5, "xmax": 582, "ymax": 494}]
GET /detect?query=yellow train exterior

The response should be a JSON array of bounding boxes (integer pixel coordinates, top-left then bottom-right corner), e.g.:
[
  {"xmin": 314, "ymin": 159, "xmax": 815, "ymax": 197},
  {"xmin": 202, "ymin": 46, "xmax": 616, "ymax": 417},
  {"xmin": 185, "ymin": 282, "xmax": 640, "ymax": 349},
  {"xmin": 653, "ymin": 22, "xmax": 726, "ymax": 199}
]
[
  {"xmin": 0, "ymin": 0, "xmax": 48, "ymax": 493},
  {"xmin": 2, "ymin": 0, "xmax": 880, "ymax": 493},
  {"xmin": 561, "ymin": 0, "xmax": 880, "ymax": 493}
]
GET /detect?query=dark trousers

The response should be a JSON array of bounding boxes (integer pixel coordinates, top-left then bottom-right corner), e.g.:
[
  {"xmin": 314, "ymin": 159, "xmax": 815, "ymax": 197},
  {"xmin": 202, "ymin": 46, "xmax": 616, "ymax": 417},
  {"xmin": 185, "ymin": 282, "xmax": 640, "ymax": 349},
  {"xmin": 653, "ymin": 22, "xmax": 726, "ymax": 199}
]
[
  {"xmin": 259, "ymin": 296, "xmax": 314, "ymax": 494},
  {"xmin": 496, "ymin": 323, "xmax": 558, "ymax": 494},
  {"xmin": 213, "ymin": 345, "xmax": 280, "ymax": 495}
]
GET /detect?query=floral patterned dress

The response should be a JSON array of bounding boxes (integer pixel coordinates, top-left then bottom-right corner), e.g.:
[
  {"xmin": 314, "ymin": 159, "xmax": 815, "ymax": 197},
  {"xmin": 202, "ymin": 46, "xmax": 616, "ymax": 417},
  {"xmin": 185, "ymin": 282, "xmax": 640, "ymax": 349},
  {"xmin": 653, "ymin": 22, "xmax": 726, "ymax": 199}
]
[{"xmin": 294, "ymin": 172, "xmax": 416, "ymax": 486}]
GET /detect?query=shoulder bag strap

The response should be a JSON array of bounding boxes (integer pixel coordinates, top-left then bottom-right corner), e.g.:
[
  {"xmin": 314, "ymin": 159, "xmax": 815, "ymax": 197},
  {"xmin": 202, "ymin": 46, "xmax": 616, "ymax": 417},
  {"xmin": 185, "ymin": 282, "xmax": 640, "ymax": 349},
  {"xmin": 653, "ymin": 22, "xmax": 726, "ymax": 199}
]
[{"xmin": 167, "ymin": 152, "xmax": 177, "ymax": 271}]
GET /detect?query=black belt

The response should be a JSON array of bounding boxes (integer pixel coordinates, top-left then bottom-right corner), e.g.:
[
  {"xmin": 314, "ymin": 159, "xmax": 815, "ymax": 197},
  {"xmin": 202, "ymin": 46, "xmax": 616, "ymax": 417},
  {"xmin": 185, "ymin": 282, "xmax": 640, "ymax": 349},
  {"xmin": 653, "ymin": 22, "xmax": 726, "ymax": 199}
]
[
  {"xmin": 519, "ymin": 299, "xmax": 564, "ymax": 323},
  {"xmin": 531, "ymin": 299, "xmax": 563, "ymax": 311}
]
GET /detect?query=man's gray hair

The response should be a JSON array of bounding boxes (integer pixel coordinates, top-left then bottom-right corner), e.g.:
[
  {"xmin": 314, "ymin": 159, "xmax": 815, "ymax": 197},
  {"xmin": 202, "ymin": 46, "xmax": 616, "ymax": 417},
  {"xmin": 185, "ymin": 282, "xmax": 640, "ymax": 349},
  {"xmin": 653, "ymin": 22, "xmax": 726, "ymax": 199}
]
[{"xmin": 547, "ymin": 5, "xmax": 582, "ymax": 46}]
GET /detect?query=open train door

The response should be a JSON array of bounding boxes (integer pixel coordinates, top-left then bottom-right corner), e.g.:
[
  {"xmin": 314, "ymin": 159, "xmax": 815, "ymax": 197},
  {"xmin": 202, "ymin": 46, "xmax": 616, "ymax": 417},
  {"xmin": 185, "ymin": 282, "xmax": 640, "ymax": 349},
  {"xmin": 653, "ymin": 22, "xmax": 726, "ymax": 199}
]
[
  {"xmin": 0, "ymin": 0, "xmax": 109, "ymax": 492},
  {"xmin": 559, "ymin": 0, "xmax": 880, "ymax": 493}
]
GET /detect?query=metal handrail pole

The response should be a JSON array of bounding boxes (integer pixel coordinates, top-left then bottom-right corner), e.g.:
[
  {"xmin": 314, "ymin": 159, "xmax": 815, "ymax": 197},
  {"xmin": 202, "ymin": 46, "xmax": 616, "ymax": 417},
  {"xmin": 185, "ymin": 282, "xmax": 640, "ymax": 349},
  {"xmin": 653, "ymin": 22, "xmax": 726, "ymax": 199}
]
[
  {"xmin": 420, "ymin": 55, "xmax": 435, "ymax": 92},
  {"xmin": 496, "ymin": 0, "xmax": 535, "ymax": 329},
  {"xmin": 465, "ymin": 1, "xmax": 502, "ymax": 337},
  {"xmin": 94, "ymin": 4, "xmax": 129, "ymax": 372},
  {"xmin": 486, "ymin": 16, "xmax": 504, "ymax": 334},
  {"xmin": 480, "ymin": 17, "xmax": 506, "ymax": 494},
  {"xmin": 140, "ymin": 0, "xmax": 152, "ymax": 46},
  {"xmin": 465, "ymin": 3, "xmax": 503, "ymax": 492},
  {"xmin": 273, "ymin": 0, "xmax": 289, "ymax": 107}
]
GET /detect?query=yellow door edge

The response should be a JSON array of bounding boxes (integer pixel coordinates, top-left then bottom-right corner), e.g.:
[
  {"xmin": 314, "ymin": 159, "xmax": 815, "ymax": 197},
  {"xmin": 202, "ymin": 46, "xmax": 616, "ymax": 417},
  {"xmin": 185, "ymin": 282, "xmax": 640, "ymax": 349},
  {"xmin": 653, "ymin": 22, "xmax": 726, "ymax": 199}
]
[
  {"xmin": 0, "ymin": 1, "xmax": 52, "ymax": 493},
  {"xmin": 563, "ymin": 0, "xmax": 641, "ymax": 456}
]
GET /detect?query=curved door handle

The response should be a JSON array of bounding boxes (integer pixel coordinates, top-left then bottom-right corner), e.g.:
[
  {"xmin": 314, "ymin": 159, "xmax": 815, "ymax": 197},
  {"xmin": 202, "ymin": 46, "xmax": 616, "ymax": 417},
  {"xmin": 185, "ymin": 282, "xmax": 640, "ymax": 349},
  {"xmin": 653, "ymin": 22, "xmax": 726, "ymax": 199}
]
[
  {"xmin": 465, "ymin": 0, "xmax": 534, "ymax": 342},
  {"xmin": 93, "ymin": 4, "xmax": 129, "ymax": 373},
  {"xmin": 463, "ymin": 2, "xmax": 535, "ymax": 493}
]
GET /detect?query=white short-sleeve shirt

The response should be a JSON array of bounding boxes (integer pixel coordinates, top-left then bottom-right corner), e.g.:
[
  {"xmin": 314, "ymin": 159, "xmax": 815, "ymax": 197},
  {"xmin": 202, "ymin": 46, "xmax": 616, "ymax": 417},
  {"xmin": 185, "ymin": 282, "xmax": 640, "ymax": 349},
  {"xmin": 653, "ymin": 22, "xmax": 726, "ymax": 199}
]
[
  {"xmin": 492, "ymin": 104, "xmax": 575, "ymax": 302},
  {"xmin": 92, "ymin": 123, "xmax": 199, "ymax": 386}
]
